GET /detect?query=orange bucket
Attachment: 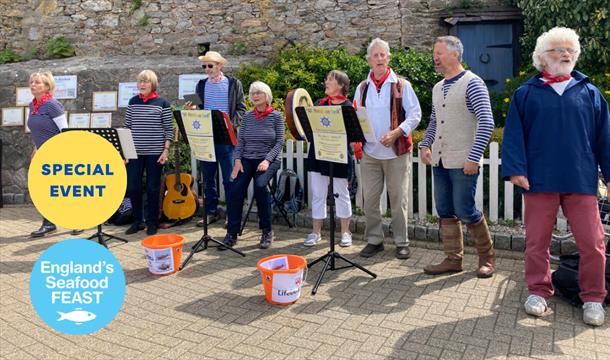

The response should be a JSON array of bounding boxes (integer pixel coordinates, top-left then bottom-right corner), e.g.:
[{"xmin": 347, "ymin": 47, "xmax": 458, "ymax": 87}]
[
  {"xmin": 141, "ymin": 234, "xmax": 184, "ymax": 275},
  {"xmin": 256, "ymin": 254, "xmax": 307, "ymax": 305}
]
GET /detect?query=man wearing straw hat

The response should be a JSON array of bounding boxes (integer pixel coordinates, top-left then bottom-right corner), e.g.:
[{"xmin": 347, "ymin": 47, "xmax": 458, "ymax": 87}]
[{"xmin": 185, "ymin": 51, "xmax": 247, "ymax": 226}]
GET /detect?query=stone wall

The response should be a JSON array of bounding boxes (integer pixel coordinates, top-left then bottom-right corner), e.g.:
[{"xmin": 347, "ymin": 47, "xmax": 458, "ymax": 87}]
[{"xmin": 2, "ymin": 0, "xmax": 504, "ymax": 59}]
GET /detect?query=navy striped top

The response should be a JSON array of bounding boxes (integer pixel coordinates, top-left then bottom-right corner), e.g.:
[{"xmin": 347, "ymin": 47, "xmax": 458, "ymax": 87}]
[
  {"xmin": 28, "ymin": 99, "xmax": 67, "ymax": 148},
  {"xmin": 204, "ymin": 78, "xmax": 230, "ymax": 114},
  {"xmin": 234, "ymin": 110, "xmax": 285, "ymax": 162},
  {"xmin": 419, "ymin": 71, "xmax": 494, "ymax": 163},
  {"xmin": 124, "ymin": 96, "xmax": 173, "ymax": 155}
]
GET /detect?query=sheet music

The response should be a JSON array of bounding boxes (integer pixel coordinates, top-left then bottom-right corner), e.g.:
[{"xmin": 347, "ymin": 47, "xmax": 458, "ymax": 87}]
[{"xmin": 116, "ymin": 128, "xmax": 138, "ymax": 159}]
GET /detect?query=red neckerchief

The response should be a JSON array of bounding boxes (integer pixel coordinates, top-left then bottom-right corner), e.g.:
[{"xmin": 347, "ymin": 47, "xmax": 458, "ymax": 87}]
[
  {"xmin": 319, "ymin": 95, "xmax": 348, "ymax": 105},
  {"xmin": 254, "ymin": 105, "xmax": 274, "ymax": 119},
  {"xmin": 31, "ymin": 93, "xmax": 53, "ymax": 115},
  {"xmin": 370, "ymin": 67, "xmax": 391, "ymax": 92},
  {"xmin": 139, "ymin": 91, "xmax": 159, "ymax": 103},
  {"xmin": 541, "ymin": 70, "xmax": 571, "ymax": 85},
  {"xmin": 209, "ymin": 71, "xmax": 225, "ymax": 84}
]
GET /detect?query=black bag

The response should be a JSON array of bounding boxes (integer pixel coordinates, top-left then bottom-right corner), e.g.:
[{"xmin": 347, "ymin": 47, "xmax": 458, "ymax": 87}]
[
  {"xmin": 274, "ymin": 169, "xmax": 303, "ymax": 214},
  {"xmin": 108, "ymin": 198, "xmax": 134, "ymax": 226},
  {"xmin": 552, "ymin": 253, "xmax": 610, "ymax": 306}
]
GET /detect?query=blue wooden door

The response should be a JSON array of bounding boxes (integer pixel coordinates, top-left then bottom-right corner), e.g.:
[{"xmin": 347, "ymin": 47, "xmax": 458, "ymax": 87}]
[{"xmin": 457, "ymin": 23, "xmax": 514, "ymax": 92}]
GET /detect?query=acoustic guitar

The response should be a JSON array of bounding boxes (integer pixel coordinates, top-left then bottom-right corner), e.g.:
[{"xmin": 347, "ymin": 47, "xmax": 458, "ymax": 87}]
[{"xmin": 162, "ymin": 133, "xmax": 198, "ymax": 221}]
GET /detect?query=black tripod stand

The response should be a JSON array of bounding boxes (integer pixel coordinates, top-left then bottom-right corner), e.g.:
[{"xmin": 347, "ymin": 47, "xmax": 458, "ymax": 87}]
[
  {"xmin": 307, "ymin": 163, "xmax": 377, "ymax": 294},
  {"xmin": 88, "ymin": 224, "xmax": 128, "ymax": 248},
  {"xmin": 296, "ymin": 105, "xmax": 377, "ymax": 295},
  {"xmin": 180, "ymin": 176, "xmax": 246, "ymax": 270}
]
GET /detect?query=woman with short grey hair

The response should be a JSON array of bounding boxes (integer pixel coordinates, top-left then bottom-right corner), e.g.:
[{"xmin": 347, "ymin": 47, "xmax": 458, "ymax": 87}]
[{"xmin": 222, "ymin": 81, "xmax": 285, "ymax": 250}]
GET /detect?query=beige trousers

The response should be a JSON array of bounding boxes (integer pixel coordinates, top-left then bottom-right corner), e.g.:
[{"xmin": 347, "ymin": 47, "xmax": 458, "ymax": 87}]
[{"xmin": 361, "ymin": 151, "xmax": 411, "ymax": 246}]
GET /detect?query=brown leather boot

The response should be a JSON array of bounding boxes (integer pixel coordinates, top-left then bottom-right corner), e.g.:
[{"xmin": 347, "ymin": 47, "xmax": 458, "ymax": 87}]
[
  {"xmin": 424, "ymin": 218, "xmax": 464, "ymax": 275},
  {"xmin": 468, "ymin": 216, "xmax": 495, "ymax": 278}
]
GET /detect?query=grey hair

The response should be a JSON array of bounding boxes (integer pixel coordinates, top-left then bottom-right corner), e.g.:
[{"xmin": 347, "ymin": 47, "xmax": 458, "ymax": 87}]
[
  {"xmin": 366, "ymin": 38, "xmax": 391, "ymax": 60},
  {"xmin": 435, "ymin": 36, "xmax": 464, "ymax": 61},
  {"xmin": 532, "ymin": 27, "xmax": 581, "ymax": 71},
  {"xmin": 249, "ymin": 81, "xmax": 273, "ymax": 105}
]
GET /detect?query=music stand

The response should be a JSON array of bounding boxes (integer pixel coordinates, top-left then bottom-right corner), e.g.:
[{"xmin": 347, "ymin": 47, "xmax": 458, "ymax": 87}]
[
  {"xmin": 296, "ymin": 106, "xmax": 377, "ymax": 295},
  {"xmin": 62, "ymin": 128, "xmax": 132, "ymax": 248},
  {"xmin": 175, "ymin": 110, "xmax": 245, "ymax": 271}
]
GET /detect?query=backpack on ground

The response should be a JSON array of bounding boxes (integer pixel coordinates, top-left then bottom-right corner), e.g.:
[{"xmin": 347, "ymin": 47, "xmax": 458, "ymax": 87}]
[
  {"xmin": 552, "ymin": 253, "xmax": 610, "ymax": 306},
  {"xmin": 274, "ymin": 169, "xmax": 303, "ymax": 214},
  {"xmin": 108, "ymin": 197, "xmax": 134, "ymax": 226}
]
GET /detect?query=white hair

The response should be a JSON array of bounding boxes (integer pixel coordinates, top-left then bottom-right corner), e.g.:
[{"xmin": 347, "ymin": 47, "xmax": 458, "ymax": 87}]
[
  {"xmin": 249, "ymin": 81, "xmax": 273, "ymax": 105},
  {"xmin": 532, "ymin": 27, "xmax": 581, "ymax": 71},
  {"xmin": 366, "ymin": 38, "xmax": 391, "ymax": 60},
  {"xmin": 436, "ymin": 36, "xmax": 464, "ymax": 62}
]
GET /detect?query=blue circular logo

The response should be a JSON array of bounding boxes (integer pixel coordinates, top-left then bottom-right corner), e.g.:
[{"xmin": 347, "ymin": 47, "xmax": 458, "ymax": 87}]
[{"xmin": 29, "ymin": 239, "xmax": 126, "ymax": 335}]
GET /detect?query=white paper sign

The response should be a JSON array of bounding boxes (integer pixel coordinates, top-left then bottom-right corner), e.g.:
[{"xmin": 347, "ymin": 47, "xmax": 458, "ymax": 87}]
[
  {"xmin": 178, "ymin": 74, "xmax": 207, "ymax": 100},
  {"xmin": 2, "ymin": 107, "xmax": 24, "ymax": 126},
  {"xmin": 54, "ymin": 75, "xmax": 78, "ymax": 99},
  {"xmin": 90, "ymin": 113, "xmax": 112, "ymax": 128},
  {"xmin": 92, "ymin": 92, "xmax": 118, "ymax": 111},
  {"xmin": 16, "ymin": 87, "xmax": 33, "ymax": 106},
  {"xmin": 118, "ymin": 82, "xmax": 139, "ymax": 108},
  {"xmin": 356, "ymin": 108, "xmax": 376, "ymax": 143},
  {"xmin": 69, "ymin": 113, "xmax": 91, "ymax": 128}
]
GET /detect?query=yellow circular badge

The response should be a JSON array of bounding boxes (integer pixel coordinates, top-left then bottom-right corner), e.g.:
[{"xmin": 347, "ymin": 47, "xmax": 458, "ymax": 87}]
[{"xmin": 28, "ymin": 131, "xmax": 127, "ymax": 229}]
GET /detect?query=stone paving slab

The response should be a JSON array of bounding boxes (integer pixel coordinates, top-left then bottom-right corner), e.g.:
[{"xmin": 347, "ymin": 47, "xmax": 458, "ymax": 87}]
[{"xmin": 1, "ymin": 205, "xmax": 609, "ymax": 360}]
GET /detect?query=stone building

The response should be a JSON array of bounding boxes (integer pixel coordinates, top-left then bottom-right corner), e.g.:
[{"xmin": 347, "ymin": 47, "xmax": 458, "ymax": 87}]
[{"xmin": 1, "ymin": 0, "xmax": 517, "ymax": 203}]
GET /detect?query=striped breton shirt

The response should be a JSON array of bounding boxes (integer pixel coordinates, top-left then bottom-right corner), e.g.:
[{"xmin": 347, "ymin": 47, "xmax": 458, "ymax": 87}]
[
  {"xmin": 203, "ymin": 78, "xmax": 230, "ymax": 114},
  {"xmin": 28, "ymin": 99, "xmax": 68, "ymax": 148},
  {"xmin": 234, "ymin": 110, "xmax": 285, "ymax": 162},
  {"xmin": 419, "ymin": 71, "xmax": 494, "ymax": 163},
  {"xmin": 124, "ymin": 96, "xmax": 173, "ymax": 155}
]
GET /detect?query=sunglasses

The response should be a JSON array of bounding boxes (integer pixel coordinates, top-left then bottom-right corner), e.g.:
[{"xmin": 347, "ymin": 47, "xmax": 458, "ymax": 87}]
[{"xmin": 201, "ymin": 64, "xmax": 215, "ymax": 69}]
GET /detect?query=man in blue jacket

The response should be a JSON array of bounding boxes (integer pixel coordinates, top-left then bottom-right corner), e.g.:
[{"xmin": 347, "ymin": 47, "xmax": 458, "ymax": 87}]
[{"xmin": 502, "ymin": 27, "xmax": 610, "ymax": 326}]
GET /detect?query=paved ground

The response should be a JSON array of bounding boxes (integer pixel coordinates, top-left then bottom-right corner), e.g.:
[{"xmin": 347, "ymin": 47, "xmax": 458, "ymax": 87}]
[{"xmin": 1, "ymin": 205, "xmax": 609, "ymax": 360}]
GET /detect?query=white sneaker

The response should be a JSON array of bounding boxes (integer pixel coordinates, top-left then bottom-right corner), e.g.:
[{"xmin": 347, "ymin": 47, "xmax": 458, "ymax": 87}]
[
  {"xmin": 583, "ymin": 302, "xmax": 605, "ymax": 326},
  {"xmin": 524, "ymin": 294, "xmax": 548, "ymax": 317},
  {"xmin": 339, "ymin": 232, "xmax": 352, "ymax": 247},
  {"xmin": 304, "ymin": 233, "xmax": 321, "ymax": 247}
]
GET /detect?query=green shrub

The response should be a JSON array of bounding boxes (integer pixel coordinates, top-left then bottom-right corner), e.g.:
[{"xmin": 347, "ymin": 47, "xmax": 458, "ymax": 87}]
[
  {"xmin": 130, "ymin": 0, "xmax": 143, "ymax": 14},
  {"xmin": 46, "ymin": 36, "xmax": 75, "ymax": 59},
  {"xmin": 0, "ymin": 49, "xmax": 21, "ymax": 64},
  {"xmin": 138, "ymin": 15, "xmax": 150, "ymax": 27},
  {"xmin": 235, "ymin": 44, "xmax": 441, "ymax": 129},
  {"xmin": 517, "ymin": 0, "xmax": 609, "ymax": 75}
]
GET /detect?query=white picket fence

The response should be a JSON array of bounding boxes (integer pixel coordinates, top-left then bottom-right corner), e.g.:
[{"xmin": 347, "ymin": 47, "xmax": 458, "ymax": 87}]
[{"xmin": 191, "ymin": 140, "xmax": 532, "ymax": 225}]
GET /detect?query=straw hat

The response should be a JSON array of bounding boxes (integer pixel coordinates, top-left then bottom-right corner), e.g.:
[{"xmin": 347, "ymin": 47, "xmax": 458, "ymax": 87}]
[{"xmin": 198, "ymin": 51, "xmax": 228, "ymax": 66}]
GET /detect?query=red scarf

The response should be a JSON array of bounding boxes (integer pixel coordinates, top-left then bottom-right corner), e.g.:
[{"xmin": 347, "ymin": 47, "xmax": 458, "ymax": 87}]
[
  {"xmin": 254, "ymin": 105, "xmax": 274, "ymax": 119},
  {"xmin": 541, "ymin": 70, "xmax": 571, "ymax": 85},
  {"xmin": 209, "ymin": 71, "xmax": 225, "ymax": 84},
  {"xmin": 31, "ymin": 93, "xmax": 53, "ymax": 115},
  {"xmin": 319, "ymin": 95, "xmax": 348, "ymax": 105},
  {"xmin": 370, "ymin": 67, "xmax": 391, "ymax": 92},
  {"xmin": 139, "ymin": 91, "xmax": 159, "ymax": 103}
]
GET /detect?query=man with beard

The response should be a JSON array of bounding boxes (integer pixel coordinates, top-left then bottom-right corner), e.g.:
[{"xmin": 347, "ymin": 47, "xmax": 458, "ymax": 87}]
[
  {"xmin": 419, "ymin": 36, "xmax": 496, "ymax": 278},
  {"xmin": 502, "ymin": 27, "xmax": 610, "ymax": 326}
]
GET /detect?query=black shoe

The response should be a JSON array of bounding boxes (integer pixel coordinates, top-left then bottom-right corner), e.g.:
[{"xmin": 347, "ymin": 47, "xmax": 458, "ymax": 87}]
[
  {"xmin": 218, "ymin": 233, "xmax": 237, "ymax": 251},
  {"xmin": 260, "ymin": 230, "xmax": 274, "ymax": 249},
  {"xmin": 359, "ymin": 243, "xmax": 384, "ymax": 258},
  {"xmin": 146, "ymin": 224, "xmax": 158, "ymax": 236},
  {"xmin": 125, "ymin": 223, "xmax": 143, "ymax": 235},
  {"xmin": 70, "ymin": 229, "xmax": 84, "ymax": 236},
  {"xmin": 395, "ymin": 246, "xmax": 411, "ymax": 259},
  {"xmin": 31, "ymin": 224, "xmax": 57, "ymax": 238}
]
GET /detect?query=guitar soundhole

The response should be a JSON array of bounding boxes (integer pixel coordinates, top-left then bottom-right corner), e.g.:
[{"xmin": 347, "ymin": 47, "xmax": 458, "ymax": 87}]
[{"xmin": 172, "ymin": 199, "xmax": 185, "ymax": 204}]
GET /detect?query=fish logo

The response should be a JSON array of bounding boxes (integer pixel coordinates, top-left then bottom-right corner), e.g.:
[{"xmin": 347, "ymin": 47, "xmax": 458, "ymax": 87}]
[{"xmin": 57, "ymin": 308, "xmax": 96, "ymax": 325}]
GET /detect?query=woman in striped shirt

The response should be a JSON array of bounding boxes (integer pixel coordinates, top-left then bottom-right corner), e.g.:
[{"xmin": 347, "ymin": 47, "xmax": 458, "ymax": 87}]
[
  {"xmin": 222, "ymin": 81, "xmax": 285, "ymax": 250},
  {"xmin": 124, "ymin": 70, "xmax": 173, "ymax": 236}
]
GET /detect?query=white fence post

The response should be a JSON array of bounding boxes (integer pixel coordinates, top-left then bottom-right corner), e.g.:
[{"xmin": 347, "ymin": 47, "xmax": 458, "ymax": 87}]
[{"xmin": 489, "ymin": 142, "xmax": 499, "ymax": 222}]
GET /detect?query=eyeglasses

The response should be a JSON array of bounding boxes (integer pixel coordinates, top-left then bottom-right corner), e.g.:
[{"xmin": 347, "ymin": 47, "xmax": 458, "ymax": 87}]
[
  {"xmin": 251, "ymin": 91, "xmax": 264, "ymax": 96},
  {"xmin": 202, "ymin": 64, "xmax": 215, "ymax": 69},
  {"xmin": 137, "ymin": 79, "xmax": 151, "ymax": 84},
  {"xmin": 545, "ymin": 47, "xmax": 577, "ymax": 54}
]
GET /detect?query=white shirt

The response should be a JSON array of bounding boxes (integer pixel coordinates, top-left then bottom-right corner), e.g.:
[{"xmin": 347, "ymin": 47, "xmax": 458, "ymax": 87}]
[
  {"xmin": 354, "ymin": 69, "xmax": 422, "ymax": 159},
  {"xmin": 540, "ymin": 77, "xmax": 572, "ymax": 96}
]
